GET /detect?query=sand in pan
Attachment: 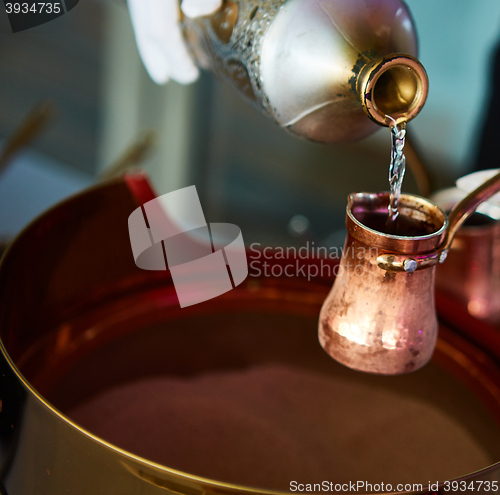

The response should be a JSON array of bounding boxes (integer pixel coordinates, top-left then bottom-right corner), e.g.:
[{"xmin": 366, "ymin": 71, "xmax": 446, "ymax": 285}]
[{"xmin": 69, "ymin": 364, "xmax": 491, "ymax": 491}]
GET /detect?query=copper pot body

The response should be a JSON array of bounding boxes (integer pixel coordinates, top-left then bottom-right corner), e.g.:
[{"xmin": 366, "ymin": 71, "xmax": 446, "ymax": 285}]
[
  {"xmin": 319, "ymin": 192, "xmax": 447, "ymax": 375},
  {"xmin": 432, "ymin": 188, "xmax": 500, "ymax": 322},
  {"xmin": 437, "ymin": 213, "xmax": 500, "ymax": 322}
]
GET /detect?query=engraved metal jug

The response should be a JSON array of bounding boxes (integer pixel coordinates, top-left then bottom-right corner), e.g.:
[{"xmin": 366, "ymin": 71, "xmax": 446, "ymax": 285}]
[{"xmin": 182, "ymin": 0, "xmax": 429, "ymax": 143}]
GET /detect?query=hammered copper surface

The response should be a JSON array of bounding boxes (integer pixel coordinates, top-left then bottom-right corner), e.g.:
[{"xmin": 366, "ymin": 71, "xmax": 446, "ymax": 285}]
[{"xmin": 319, "ymin": 192, "xmax": 446, "ymax": 374}]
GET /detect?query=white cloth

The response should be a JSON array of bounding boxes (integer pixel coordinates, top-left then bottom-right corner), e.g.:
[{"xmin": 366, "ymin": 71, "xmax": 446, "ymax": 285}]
[
  {"xmin": 181, "ymin": 0, "xmax": 222, "ymax": 17},
  {"xmin": 127, "ymin": 0, "xmax": 222, "ymax": 85},
  {"xmin": 456, "ymin": 169, "xmax": 500, "ymax": 205}
]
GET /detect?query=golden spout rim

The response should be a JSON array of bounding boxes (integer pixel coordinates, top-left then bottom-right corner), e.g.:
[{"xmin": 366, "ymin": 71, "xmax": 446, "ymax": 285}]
[{"xmin": 358, "ymin": 54, "xmax": 429, "ymax": 126}]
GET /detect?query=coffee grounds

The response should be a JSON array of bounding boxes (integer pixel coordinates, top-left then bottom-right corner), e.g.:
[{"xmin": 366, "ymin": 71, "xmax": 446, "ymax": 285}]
[{"xmin": 69, "ymin": 365, "xmax": 490, "ymax": 490}]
